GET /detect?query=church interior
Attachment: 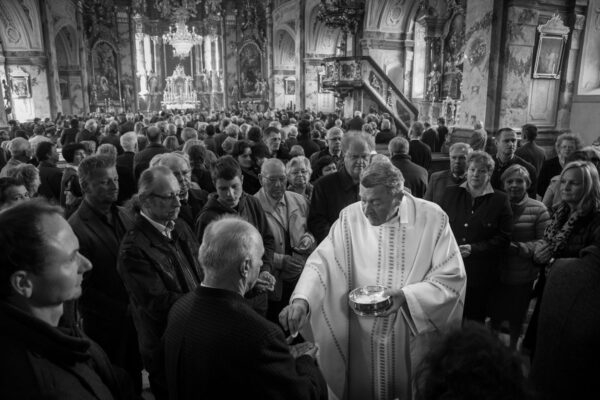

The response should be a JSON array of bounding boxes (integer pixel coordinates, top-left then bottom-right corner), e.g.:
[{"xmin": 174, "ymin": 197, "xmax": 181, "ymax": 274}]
[{"xmin": 0, "ymin": 0, "xmax": 598, "ymax": 147}]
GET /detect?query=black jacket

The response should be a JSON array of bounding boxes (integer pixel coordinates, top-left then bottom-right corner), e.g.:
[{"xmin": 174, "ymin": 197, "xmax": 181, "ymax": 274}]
[
  {"xmin": 133, "ymin": 142, "xmax": 168, "ymax": 181},
  {"xmin": 390, "ymin": 154, "xmax": 428, "ymax": 198},
  {"xmin": 196, "ymin": 192, "xmax": 274, "ymax": 273},
  {"xmin": 38, "ymin": 160, "xmax": 63, "ymax": 203},
  {"xmin": 0, "ymin": 301, "xmax": 131, "ymax": 400},
  {"xmin": 408, "ymin": 139, "xmax": 432, "ymax": 170},
  {"xmin": 164, "ymin": 287, "xmax": 328, "ymax": 400},
  {"xmin": 308, "ymin": 166, "xmax": 359, "ymax": 243},
  {"xmin": 118, "ymin": 215, "xmax": 203, "ymax": 376},
  {"xmin": 441, "ymin": 185, "xmax": 513, "ymax": 287}
]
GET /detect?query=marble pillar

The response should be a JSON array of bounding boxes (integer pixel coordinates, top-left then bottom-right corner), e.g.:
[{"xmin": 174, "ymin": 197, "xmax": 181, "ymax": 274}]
[
  {"xmin": 41, "ymin": 0, "xmax": 61, "ymax": 117},
  {"xmin": 129, "ymin": 13, "xmax": 138, "ymax": 111},
  {"xmin": 204, "ymin": 36, "xmax": 212, "ymax": 72},
  {"xmin": 295, "ymin": 0, "xmax": 306, "ymax": 110},
  {"xmin": 265, "ymin": 0, "xmax": 274, "ymax": 106},
  {"xmin": 136, "ymin": 33, "xmax": 148, "ymax": 94},
  {"xmin": 557, "ymin": 11, "xmax": 585, "ymax": 128},
  {"xmin": 77, "ymin": 1, "xmax": 89, "ymax": 113},
  {"xmin": 144, "ymin": 35, "xmax": 153, "ymax": 74}
]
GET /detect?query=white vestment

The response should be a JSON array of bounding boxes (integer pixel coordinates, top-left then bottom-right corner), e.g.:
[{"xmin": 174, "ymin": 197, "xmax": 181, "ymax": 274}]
[{"xmin": 292, "ymin": 195, "xmax": 466, "ymax": 400}]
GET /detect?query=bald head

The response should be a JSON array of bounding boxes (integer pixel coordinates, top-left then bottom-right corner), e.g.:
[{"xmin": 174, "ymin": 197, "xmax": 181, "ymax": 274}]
[
  {"xmin": 260, "ymin": 157, "xmax": 285, "ymax": 175},
  {"xmin": 199, "ymin": 216, "xmax": 264, "ymax": 290}
]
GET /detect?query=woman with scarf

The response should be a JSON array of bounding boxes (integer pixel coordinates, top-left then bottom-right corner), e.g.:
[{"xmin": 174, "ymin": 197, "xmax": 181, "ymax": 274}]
[{"xmin": 523, "ymin": 160, "xmax": 600, "ymax": 357}]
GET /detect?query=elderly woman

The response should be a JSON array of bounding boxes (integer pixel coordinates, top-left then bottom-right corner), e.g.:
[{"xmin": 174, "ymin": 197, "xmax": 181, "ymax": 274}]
[
  {"xmin": 538, "ymin": 132, "xmax": 583, "ymax": 197},
  {"xmin": 231, "ymin": 140, "xmax": 261, "ymax": 195},
  {"xmin": 523, "ymin": 160, "xmax": 600, "ymax": 357},
  {"xmin": 488, "ymin": 165, "xmax": 550, "ymax": 349},
  {"xmin": 7, "ymin": 163, "xmax": 40, "ymax": 198},
  {"xmin": 287, "ymin": 156, "xmax": 313, "ymax": 201},
  {"xmin": 441, "ymin": 150, "xmax": 513, "ymax": 323},
  {"xmin": 0, "ymin": 177, "xmax": 29, "ymax": 210}
]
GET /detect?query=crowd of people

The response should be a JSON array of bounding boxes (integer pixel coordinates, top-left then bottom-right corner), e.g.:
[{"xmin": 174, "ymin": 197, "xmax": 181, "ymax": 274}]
[{"xmin": 0, "ymin": 108, "xmax": 599, "ymax": 400}]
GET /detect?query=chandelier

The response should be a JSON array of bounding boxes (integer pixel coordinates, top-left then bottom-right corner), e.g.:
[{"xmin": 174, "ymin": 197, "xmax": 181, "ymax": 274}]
[
  {"xmin": 316, "ymin": 0, "xmax": 365, "ymax": 34},
  {"xmin": 163, "ymin": 7, "xmax": 203, "ymax": 59}
]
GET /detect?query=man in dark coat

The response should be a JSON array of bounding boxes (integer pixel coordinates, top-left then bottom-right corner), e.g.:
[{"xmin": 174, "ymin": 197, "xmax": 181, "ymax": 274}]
[
  {"xmin": 515, "ymin": 123, "xmax": 545, "ymax": 179},
  {"xmin": 408, "ymin": 121, "xmax": 432, "ymax": 170},
  {"xmin": 116, "ymin": 132, "xmax": 138, "ymax": 204},
  {"xmin": 309, "ymin": 126, "xmax": 344, "ymax": 171},
  {"xmin": 133, "ymin": 126, "xmax": 168, "ymax": 181},
  {"xmin": 263, "ymin": 126, "xmax": 290, "ymax": 162},
  {"xmin": 195, "ymin": 156, "xmax": 276, "ymax": 316},
  {"xmin": 0, "ymin": 200, "xmax": 132, "ymax": 400},
  {"xmin": 164, "ymin": 216, "xmax": 328, "ymax": 400},
  {"xmin": 309, "ymin": 133, "xmax": 371, "ymax": 243},
  {"xmin": 36, "ymin": 141, "xmax": 62, "ymax": 203},
  {"xmin": 118, "ymin": 166, "xmax": 203, "ymax": 400},
  {"xmin": 490, "ymin": 128, "xmax": 537, "ymax": 197},
  {"xmin": 68, "ymin": 154, "xmax": 142, "ymax": 393},
  {"xmin": 388, "ymin": 136, "xmax": 428, "ymax": 198},
  {"xmin": 531, "ymin": 245, "xmax": 600, "ymax": 400},
  {"xmin": 424, "ymin": 142, "xmax": 471, "ymax": 205}
]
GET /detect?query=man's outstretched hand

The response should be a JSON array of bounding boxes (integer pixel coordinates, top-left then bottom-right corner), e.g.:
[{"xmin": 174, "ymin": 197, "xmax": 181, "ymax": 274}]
[{"xmin": 279, "ymin": 299, "xmax": 309, "ymax": 339}]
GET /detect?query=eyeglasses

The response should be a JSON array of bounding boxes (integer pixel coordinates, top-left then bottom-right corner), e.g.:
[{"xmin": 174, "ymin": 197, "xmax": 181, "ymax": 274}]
[
  {"xmin": 150, "ymin": 192, "xmax": 180, "ymax": 201},
  {"xmin": 263, "ymin": 176, "xmax": 287, "ymax": 184}
]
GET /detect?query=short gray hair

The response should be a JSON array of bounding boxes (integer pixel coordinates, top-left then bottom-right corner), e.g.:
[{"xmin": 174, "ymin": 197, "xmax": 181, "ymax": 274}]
[
  {"xmin": 286, "ymin": 156, "xmax": 312, "ymax": 175},
  {"xmin": 449, "ymin": 142, "xmax": 472, "ymax": 154},
  {"xmin": 360, "ymin": 161, "xmax": 404, "ymax": 198},
  {"xmin": 181, "ymin": 127, "xmax": 198, "ymax": 142},
  {"xmin": 388, "ymin": 136, "xmax": 409, "ymax": 155},
  {"xmin": 410, "ymin": 121, "xmax": 425, "ymax": 138},
  {"xmin": 137, "ymin": 165, "xmax": 176, "ymax": 202},
  {"xmin": 261, "ymin": 157, "xmax": 285, "ymax": 175},
  {"xmin": 199, "ymin": 215, "xmax": 262, "ymax": 277},
  {"xmin": 342, "ymin": 131, "xmax": 375, "ymax": 153},
  {"xmin": 150, "ymin": 151, "xmax": 191, "ymax": 169},
  {"xmin": 84, "ymin": 119, "xmax": 97, "ymax": 131},
  {"xmin": 467, "ymin": 150, "xmax": 495, "ymax": 172},
  {"xmin": 96, "ymin": 143, "xmax": 117, "ymax": 160},
  {"xmin": 8, "ymin": 137, "xmax": 30, "ymax": 156},
  {"xmin": 120, "ymin": 131, "xmax": 138, "ymax": 152}
]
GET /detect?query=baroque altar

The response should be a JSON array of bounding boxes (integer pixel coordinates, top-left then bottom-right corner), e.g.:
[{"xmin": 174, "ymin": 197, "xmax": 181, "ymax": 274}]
[{"xmin": 161, "ymin": 65, "xmax": 199, "ymax": 110}]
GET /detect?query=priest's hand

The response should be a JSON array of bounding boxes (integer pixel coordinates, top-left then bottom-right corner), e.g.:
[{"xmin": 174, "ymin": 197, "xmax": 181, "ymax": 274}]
[
  {"xmin": 377, "ymin": 288, "xmax": 407, "ymax": 317},
  {"xmin": 279, "ymin": 299, "xmax": 309, "ymax": 339}
]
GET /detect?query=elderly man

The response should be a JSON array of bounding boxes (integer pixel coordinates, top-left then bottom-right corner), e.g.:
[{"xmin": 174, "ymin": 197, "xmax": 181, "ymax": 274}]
[
  {"xmin": 150, "ymin": 152, "xmax": 208, "ymax": 231},
  {"xmin": 196, "ymin": 156, "xmax": 276, "ymax": 316},
  {"xmin": 0, "ymin": 200, "xmax": 131, "ymax": 399},
  {"xmin": 424, "ymin": 142, "xmax": 471, "ymax": 205},
  {"xmin": 255, "ymin": 158, "xmax": 315, "ymax": 321},
  {"xmin": 68, "ymin": 154, "xmax": 142, "ymax": 394},
  {"xmin": 281, "ymin": 161, "xmax": 466, "ymax": 400},
  {"xmin": 388, "ymin": 136, "xmax": 428, "ymax": 198},
  {"xmin": 408, "ymin": 121, "xmax": 432, "ymax": 170},
  {"xmin": 133, "ymin": 126, "xmax": 168, "ymax": 181},
  {"xmin": 118, "ymin": 166, "xmax": 203, "ymax": 400},
  {"xmin": 116, "ymin": 132, "xmax": 138, "ymax": 203},
  {"xmin": 310, "ymin": 127, "xmax": 344, "ymax": 171},
  {"xmin": 263, "ymin": 126, "xmax": 290, "ymax": 162},
  {"xmin": 490, "ymin": 128, "xmax": 537, "ymax": 197},
  {"xmin": 164, "ymin": 216, "xmax": 327, "ymax": 400},
  {"xmin": 76, "ymin": 118, "xmax": 100, "ymax": 145},
  {"xmin": 308, "ymin": 132, "xmax": 372, "ymax": 243},
  {"xmin": 0, "ymin": 137, "xmax": 30, "ymax": 177}
]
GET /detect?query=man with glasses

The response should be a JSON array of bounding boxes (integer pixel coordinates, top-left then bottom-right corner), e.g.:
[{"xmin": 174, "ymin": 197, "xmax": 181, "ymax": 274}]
[
  {"xmin": 150, "ymin": 152, "xmax": 208, "ymax": 231},
  {"xmin": 196, "ymin": 155, "xmax": 276, "ymax": 316},
  {"xmin": 118, "ymin": 166, "xmax": 203, "ymax": 400},
  {"xmin": 309, "ymin": 132, "xmax": 372, "ymax": 243},
  {"xmin": 68, "ymin": 154, "xmax": 142, "ymax": 394},
  {"xmin": 255, "ymin": 158, "xmax": 315, "ymax": 321},
  {"xmin": 310, "ymin": 127, "xmax": 344, "ymax": 171}
]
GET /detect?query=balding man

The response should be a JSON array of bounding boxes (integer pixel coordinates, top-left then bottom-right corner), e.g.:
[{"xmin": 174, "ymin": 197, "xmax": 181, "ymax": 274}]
[
  {"xmin": 0, "ymin": 137, "xmax": 30, "ymax": 177},
  {"xmin": 308, "ymin": 132, "xmax": 372, "ymax": 243},
  {"xmin": 150, "ymin": 152, "xmax": 208, "ymax": 231},
  {"xmin": 255, "ymin": 158, "xmax": 315, "ymax": 320},
  {"xmin": 424, "ymin": 142, "xmax": 471, "ymax": 205},
  {"xmin": 118, "ymin": 166, "xmax": 203, "ymax": 400},
  {"xmin": 164, "ymin": 216, "xmax": 327, "ymax": 400},
  {"xmin": 388, "ymin": 136, "xmax": 428, "ymax": 198},
  {"xmin": 133, "ymin": 126, "xmax": 168, "ymax": 180},
  {"xmin": 408, "ymin": 121, "xmax": 432, "ymax": 170}
]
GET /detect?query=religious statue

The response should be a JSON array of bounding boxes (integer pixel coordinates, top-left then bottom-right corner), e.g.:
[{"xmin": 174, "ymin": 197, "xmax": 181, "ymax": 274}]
[
  {"xmin": 427, "ymin": 63, "xmax": 441, "ymax": 101},
  {"xmin": 229, "ymin": 80, "xmax": 240, "ymax": 99}
]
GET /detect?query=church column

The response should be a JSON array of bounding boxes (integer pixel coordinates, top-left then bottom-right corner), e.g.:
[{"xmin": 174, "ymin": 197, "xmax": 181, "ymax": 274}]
[
  {"xmin": 220, "ymin": 16, "xmax": 228, "ymax": 107},
  {"xmin": 134, "ymin": 15, "xmax": 147, "ymax": 96},
  {"xmin": 295, "ymin": 0, "xmax": 306, "ymax": 110},
  {"xmin": 76, "ymin": 1, "xmax": 90, "ymax": 113},
  {"xmin": 40, "ymin": 0, "xmax": 61, "ymax": 117},
  {"xmin": 265, "ymin": 0, "xmax": 274, "ymax": 106},
  {"xmin": 404, "ymin": 40, "xmax": 414, "ymax": 98},
  {"xmin": 144, "ymin": 35, "xmax": 153, "ymax": 74},
  {"xmin": 129, "ymin": 12, "xmax": 138, "ymax": 112},
  {"xmin": 204, "ymin": 36, "xmax": 212, "ymax": 72}
]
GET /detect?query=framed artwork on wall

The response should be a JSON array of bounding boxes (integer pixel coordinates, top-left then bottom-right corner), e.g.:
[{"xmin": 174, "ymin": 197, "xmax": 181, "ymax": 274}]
[
  {"xmin": 11, "ymin": 76, "xmax": 30, "ymax": 98},
  {"xmin": 532, "ymin": 14, "xmax": 570, "ymax": 80},
  {"xmin": 285, "ymin": 78, "xmax": 295, "ymax": 95}
]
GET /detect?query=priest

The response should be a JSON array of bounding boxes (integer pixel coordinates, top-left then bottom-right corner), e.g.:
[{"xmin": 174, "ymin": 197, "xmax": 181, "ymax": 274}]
[{"xmin": 280, "ymin": 161, "xmax": 466, "ymax": 400}]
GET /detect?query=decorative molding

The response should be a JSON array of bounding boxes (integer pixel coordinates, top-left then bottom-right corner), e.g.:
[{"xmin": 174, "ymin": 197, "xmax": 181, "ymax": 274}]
[{"xmin": 537, "ymin": 14, "xmax": 570, "ymax": 37}]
